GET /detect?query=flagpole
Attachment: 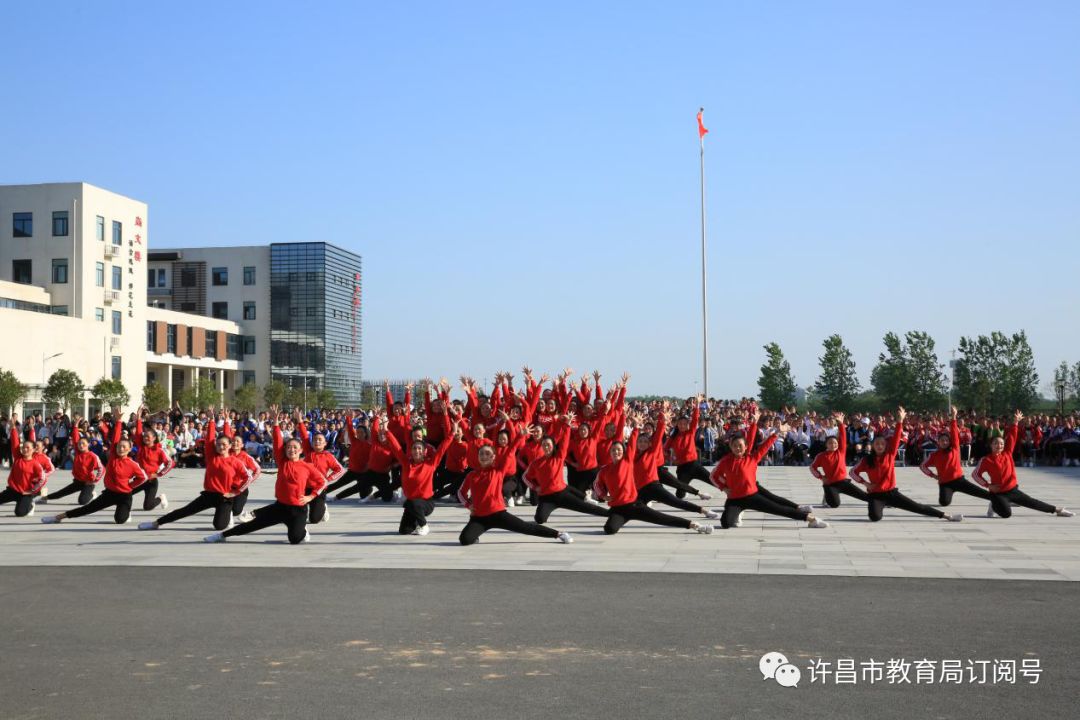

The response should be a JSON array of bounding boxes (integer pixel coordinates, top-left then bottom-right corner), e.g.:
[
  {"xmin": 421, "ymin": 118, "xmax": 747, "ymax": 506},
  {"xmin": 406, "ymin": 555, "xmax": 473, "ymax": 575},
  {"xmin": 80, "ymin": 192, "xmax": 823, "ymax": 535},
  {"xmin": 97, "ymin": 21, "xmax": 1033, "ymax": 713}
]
[{"xmin": 698, "ymin": 108, "xmax": 709, "ymax": 399}]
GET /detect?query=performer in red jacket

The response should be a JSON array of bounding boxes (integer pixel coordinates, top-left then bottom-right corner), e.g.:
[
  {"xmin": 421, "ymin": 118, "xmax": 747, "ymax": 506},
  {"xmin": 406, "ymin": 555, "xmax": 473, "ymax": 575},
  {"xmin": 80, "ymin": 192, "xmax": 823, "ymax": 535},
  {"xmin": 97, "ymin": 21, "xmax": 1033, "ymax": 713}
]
[
  {"xmin": 41, "ymin": 419, "xmax": 104, "ymax": 506},
  {"xmin": 973, "ymin": 410, "xmax": 1073, "ymax": 519},
  {"xmin": 131, "ymin": 412, "xmax": 174, "ymax": 511},
  {"xmin": 633, "ymin": 408, "xmax": 719, "ymax": 520},
  {"xmin": 524, "ymin": 412, "xmax": 609, "ymax": 524},
  {"xmin": 920, "ymin": 406, "xmax": 992, "ymax": 507},
  {"xmin": 0, "ymin": 424, "xmax": 47, "ymax": 516},
  {"xmin": 809, "ymin": 412, "xmax": 869, "ymax": 508},
  {"xmin": 850, "ymin": 407, "xmax": 961, "ymax": 523},
  {"xmin": 378, "ymin": 412, "xmax": 454, "ymax": 535}
]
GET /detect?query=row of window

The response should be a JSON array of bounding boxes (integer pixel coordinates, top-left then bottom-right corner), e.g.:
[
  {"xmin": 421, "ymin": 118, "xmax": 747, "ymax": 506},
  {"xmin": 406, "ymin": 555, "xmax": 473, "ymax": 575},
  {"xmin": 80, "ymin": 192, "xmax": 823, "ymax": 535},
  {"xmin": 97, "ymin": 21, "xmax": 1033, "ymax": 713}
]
[
  {"xmin": 146, "ymin": 322, "xmax": 248, "ymax": 360},
  {"xmin": 211, "ymin": 266, "xmax": 257, "ymax": 287},
  {"xmin": 9, "ymin": 211, "xmax": 124, "ymax": 245},
  {"xmin": 9, "ymin": 258, "xmax": 129, "ymax": 291},
  {"xmin": 208, "ymin": 301, "xmax": 257, "ymax": 322}
]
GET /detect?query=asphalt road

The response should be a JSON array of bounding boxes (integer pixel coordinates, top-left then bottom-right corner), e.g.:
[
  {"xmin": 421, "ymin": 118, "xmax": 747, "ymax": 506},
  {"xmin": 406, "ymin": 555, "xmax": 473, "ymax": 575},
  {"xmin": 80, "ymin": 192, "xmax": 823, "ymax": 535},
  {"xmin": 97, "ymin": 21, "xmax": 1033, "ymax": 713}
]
[{"xmin": 0, "ymin": 568, "xmax": 1075, "ymax": 719}]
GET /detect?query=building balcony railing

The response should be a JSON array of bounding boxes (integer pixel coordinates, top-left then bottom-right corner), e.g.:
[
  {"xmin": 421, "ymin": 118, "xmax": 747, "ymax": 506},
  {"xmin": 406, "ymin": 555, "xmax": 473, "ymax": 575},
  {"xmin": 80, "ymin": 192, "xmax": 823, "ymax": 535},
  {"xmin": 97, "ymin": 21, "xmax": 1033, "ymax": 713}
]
[
  {"xmin": 104, "ymin": 290, "xmax": 120, "ymax": 304},
  {"xmin": 104, "ymin": 243, "xmax": 122, "ymax": 258}
]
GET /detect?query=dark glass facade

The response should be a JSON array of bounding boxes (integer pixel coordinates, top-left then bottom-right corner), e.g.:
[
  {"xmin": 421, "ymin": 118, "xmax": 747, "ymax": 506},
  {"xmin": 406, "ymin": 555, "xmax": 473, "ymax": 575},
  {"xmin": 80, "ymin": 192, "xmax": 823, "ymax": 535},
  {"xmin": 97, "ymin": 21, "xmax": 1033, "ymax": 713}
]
[{"xmin": 270, "ymin": 242, "xmax": 362, "ymax": 406}]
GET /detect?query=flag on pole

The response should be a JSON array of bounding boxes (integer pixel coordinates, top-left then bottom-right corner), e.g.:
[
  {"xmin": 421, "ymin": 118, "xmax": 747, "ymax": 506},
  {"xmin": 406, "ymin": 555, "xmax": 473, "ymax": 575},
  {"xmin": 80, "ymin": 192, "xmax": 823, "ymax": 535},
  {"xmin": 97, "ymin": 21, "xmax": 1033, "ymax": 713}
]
[{"xmin": 697, "ymin": 108, "xmax": 708, "ymax": 140}]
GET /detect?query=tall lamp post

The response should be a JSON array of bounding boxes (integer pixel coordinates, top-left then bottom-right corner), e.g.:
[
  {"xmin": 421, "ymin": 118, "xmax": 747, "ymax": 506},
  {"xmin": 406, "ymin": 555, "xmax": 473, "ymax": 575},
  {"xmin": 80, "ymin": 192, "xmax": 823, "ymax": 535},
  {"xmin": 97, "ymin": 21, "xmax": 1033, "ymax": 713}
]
[
  {"xmin": 42, "ymin": 352, "xmax": 63, "ymax": 413},
  {"xmin": 1057, "ymin": 378, "xmax": 1067, "ymax": 417}
]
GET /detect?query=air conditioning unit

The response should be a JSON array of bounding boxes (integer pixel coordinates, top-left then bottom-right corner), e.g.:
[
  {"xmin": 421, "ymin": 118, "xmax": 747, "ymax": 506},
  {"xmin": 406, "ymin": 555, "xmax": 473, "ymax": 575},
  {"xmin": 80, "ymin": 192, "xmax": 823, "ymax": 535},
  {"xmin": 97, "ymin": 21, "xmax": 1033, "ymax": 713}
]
[
  {"xmin": 110, "ymin": 336, "xmax": 122, "ymax": 349},
  {"xmin": 104, "ymin": 243, "xmax": 121, "ymax": 258},
  {"xmin": 104, "ymin": 290, "xmax": 119, "ymax": 304}
]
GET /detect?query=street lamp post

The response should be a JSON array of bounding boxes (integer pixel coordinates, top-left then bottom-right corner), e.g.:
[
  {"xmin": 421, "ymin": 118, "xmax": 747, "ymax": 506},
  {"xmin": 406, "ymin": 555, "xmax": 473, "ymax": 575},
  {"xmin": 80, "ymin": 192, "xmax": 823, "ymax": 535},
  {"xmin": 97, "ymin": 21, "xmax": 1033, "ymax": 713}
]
[
  {"xmin": 42, "ymin": 352, "xmax": 63, "ymax": 413},
  {"xmin": 1057, "ymin": 379, "xmax": 1067, "ymax": 417}
]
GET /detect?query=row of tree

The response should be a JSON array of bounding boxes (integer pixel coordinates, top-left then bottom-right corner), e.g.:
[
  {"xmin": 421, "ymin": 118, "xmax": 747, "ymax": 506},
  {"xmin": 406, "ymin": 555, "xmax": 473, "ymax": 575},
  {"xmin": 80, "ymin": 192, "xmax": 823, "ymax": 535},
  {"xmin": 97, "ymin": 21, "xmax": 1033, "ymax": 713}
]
[
  {"xmin": 0, "ymin": 369, "xmax": 336, "ymax": 416},
  {"xmin": 758, "ymin": 330, "xmax": 1048, "ymax": 414}
]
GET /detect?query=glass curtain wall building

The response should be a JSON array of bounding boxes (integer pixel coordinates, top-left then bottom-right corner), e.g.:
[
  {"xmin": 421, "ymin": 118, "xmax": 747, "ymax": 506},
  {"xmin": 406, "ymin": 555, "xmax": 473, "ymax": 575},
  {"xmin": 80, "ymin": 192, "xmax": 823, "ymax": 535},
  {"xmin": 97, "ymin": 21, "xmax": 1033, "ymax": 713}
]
[{"xmin": 270, "ymin": 242, "xmax": 363, "ymax": 406}]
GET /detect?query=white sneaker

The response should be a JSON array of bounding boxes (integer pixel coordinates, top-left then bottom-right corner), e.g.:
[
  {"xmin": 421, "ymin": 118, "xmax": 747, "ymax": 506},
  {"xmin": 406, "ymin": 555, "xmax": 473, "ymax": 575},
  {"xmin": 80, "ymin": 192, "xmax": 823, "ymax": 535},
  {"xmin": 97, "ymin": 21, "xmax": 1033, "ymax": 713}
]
[
  {"xmin": 392, "ymin": 490, "xmax": 403, "ymax": 502},
  {"xmin": 734, "ymin": 515, "xmax": 743, "ymax": 528},
  {"xmin": 301, "ymin": 530, "xmax": 312, "ymax": 543},
  {"xmin": 798, "ymin": 505, "xmax": 812, "ymax": 513},
  {"xmin": 1056, "ymin": 508, "xmax": 1075, "ymax": 517},
  {"xmin": 414, "ymin": 524, "xmax": 430, "ymax": 536},
  {"xmin": 41, "ymin": 514, "xmax": 60, "ymax": 524},
  {"xmin": 38, "ymin": 496, "xmax": 48, "ymax": 505},
  {"xmin": 986, "ymin": 503, "xmax": 996, "ymax": 518},
  {"xmin": 358, "ymin": 494, "xmax": 372, "ymax": 504},
  {"xmin": 321, "ymin": 508, "xmax": 330, "ymax": 523},
  {"xmin": 704, "ymin": 508, "xmax": 721, "ymax": 519},
  {"xmin": 557, "ymin": 531, "xmax": 574, "ymax": 544},
  {"xmin": 204, "ymin": 532, "xmax": 225, "ymax": 543},
  {"xmin": 947, "ymin": 513, "xmax": 964, "ymax": 522},
  {"xmin": 236, "ymin": 511, "xmax": 255, "ymax": 523},
  {"xmin": 695, "ymin": 523, "xmax": 715, "ymax": 535},
  {"xmin": 808, "ymin": 517, "xmax": 830, "ymax": 528},
  {"xmin": 27, "ymin": 505, "xmax": 35, "ymax": 517},
  {"xmin": 698, "ymin": 492, "xmax": 712, "ymax": 501},
  {"xmin": 645, "ymin": 501, "xmax": 655, "ymax": 508},
  {"xmin": 158, "ymin": 494, "xmax": 169, "ymax": 511},
  {"xmin": 138, "ymin": 521, "xmax": 158, "ymax": 530}
]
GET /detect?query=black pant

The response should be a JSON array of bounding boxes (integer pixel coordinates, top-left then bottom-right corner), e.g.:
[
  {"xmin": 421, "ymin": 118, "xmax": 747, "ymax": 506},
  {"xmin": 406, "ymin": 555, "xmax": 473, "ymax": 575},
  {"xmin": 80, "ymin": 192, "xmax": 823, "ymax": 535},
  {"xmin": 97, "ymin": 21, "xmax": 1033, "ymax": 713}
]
[
  {"xmin": 0, "ymin": 488, "xmax": 35, "ymax": 516},
  {"xmin": 65, "ymin": 489, "xmax": 133, "ymax": 524},
  {"xmin": 638, "ymin": 481, "xmax": 704, "ymax": 514},
  {"xmin": 867, "ymin": 489, "xmax": 945, "ymax": 522},
  {"xmin": 399, "ymin": 497, "xmax": 435, "ymax": 534},
  {"xmin": 566, "ymin": 467, "xmax": 599, "ymax": 494},
  {"xmin": 675, "ymin": 461, "xmax": 711, "ymax": 498},
  {"xmin": 156, "ymin": 491, "xmax": 233, "ymax": 530},
  {"xmin": 938, "ymin": 478, "xmax": 992, "ymax": 506},
  {"xmin": 307, "ymin": 493, "xmax": 327, "ymax": 523},
  {"xmin": 658, "ymin": 466, "xmax": 702, "ymax": 496},
  {"xmin": 222, "ymin": 502, "xmax": 308, "ymax": 544},
  {"xmin": 232, "ymin": 488, "xmax": 249, "ymax": 515},
  {"xmin": 989, "ymin": 487, "xmax": 1057, "ymax": 518},
  {"xmin": 459, "ymin": 510, "xmax": 560, "ymax": 545},
  {"xmin": 131, "ymin": 478, "xmax": 162, "ymax": 510},
  {"xmin": 43, "ymin": 480, "xmax": 96, "ymax": 505},
  {"xmin": 337, "ymin": 470, "xmax": 392, "ymax": 501},
  {"xmin": 721, "ymin": 490, "xmax": 809, "ymax": 528},
  {"xmin": 822, "ymin": 480, "xmax": 870, "ymax": 508},
  {"xmin": 433, "ymin": 469, "xmax": 466, "ymax": 500},
  {"xmin": 535, "ymin": 488, "xmax": 610, "ymax": 524},
  {"xmin": 604, "ymin": 501, "xmax": 693, "ymax": 534}
]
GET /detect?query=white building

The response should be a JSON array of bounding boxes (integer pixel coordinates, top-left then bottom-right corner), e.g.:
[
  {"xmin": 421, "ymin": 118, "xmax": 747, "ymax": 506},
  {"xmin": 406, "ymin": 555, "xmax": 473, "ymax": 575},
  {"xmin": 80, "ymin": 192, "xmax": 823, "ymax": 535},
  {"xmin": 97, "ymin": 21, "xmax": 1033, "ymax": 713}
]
[{"xmin": 0, "ymin": 182, "xmax": 251, "ymax": 417}]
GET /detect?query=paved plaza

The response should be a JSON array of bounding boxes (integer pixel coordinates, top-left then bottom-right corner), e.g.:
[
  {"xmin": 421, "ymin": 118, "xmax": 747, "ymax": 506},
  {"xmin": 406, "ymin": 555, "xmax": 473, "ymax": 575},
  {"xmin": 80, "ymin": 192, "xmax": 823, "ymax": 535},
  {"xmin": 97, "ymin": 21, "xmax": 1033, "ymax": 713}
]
[{"xmin": 4, "ymin": 466, "xmax": 1078, "ymax": 581}]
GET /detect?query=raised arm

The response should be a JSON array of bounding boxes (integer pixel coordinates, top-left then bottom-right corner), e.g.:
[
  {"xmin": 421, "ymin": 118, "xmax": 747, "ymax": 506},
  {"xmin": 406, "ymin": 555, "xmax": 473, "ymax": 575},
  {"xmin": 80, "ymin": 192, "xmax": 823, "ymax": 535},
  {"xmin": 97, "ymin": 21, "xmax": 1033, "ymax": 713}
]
[{"xmin": 380, "ymin": 428, "xmax": 407, "ymax": 466}]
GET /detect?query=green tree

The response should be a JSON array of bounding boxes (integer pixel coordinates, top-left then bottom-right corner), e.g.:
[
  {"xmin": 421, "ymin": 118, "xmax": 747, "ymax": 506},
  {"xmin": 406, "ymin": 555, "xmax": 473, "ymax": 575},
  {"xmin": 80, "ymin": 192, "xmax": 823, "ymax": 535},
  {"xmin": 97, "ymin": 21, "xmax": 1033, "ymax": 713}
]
[
  {"xmin": 141, "ymin": 383, "xmax": 171, "ymax": 412},
  {"xmin": 43, "ymin": 369, "xmax": 84, "ymax": 413},
  {"xmin": 263, "ymin": 380, "xmax": 287, "ymax": 407},
  {"xmin": 91, "ymin": 377, "xmax": 130, "ymax": 408},
  {"xmin": 812, "ymin": 334, "xmax": 861, "ymax": 412},
  {"xmin": 953, "ymin": 331, "xmax": 1039, "ymax": 413},
  {"xmin": 1071, "ymin": 361, "xmax": 1080, "ymax": 406},
  {"xmin": 0, "ymin": 369, "xmax": 28, "ymax": 415},
  {"xmin": 361, "ymin": 384, "xmax": 378, "ymax": 409},
  {"xmin": 757, "ymin": 342, "xmax": 796, "ymax": 410},
  {"xmin": 177, "ymin": 376, "xmax": 221, "ymax": 411},
  {"xmin": 314, "ymin": 388, "xmax": 337, "ymax": 410},
  {"xmin": 285, "ymin": 386, "xmax": 306, "ymax": 410},
  {"xmin": 870, "ymin": 331, "xmax": 947, "ymax": 412},
  {"xmin": 233, "ymin": 383, "xmax": 261, "ymax": 413}
]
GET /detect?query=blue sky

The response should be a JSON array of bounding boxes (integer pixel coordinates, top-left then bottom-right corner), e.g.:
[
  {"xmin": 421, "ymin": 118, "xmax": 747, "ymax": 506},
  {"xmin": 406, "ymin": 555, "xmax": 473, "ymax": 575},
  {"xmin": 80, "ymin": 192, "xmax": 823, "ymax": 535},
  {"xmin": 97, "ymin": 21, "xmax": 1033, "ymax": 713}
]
[{"xmin": 4, "ymin": 1, "xmax": 1078, "ymax": 397}]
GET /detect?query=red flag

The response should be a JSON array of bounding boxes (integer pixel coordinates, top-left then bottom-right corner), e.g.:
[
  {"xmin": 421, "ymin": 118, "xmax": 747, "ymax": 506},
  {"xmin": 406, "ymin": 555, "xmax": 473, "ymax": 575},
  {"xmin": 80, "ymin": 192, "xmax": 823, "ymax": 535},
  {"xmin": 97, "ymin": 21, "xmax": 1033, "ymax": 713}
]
[{"xmin": 697, "ymin": 108, "xmax": 708, "ymax": 140}]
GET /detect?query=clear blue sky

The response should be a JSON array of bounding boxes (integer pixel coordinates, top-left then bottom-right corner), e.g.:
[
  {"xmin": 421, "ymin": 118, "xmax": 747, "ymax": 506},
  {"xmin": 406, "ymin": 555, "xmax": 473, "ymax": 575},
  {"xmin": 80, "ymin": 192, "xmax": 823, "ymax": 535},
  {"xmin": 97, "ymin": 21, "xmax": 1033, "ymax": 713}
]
[{"xmin": 5, "ymin": 1, "xmax": 1078, "ymax": 397}]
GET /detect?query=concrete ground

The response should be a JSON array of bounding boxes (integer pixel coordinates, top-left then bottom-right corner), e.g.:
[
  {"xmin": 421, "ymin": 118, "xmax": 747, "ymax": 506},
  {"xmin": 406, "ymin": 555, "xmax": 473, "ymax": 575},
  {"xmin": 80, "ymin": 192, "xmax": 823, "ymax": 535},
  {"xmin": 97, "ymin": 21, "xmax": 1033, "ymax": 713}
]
[
  {"xmin": 0, "ymin": 567, "xmax": 1075, "ymax": 720},
  {"xmin": 4, "ymin": 466, "xmax": 1079, "ymax": 581}
]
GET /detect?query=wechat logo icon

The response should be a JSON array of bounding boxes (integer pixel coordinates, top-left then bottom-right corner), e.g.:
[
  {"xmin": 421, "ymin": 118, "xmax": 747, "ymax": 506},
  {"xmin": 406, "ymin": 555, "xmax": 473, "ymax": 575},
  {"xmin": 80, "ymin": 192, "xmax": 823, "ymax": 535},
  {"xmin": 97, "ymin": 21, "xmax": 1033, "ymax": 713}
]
[{"xmin": 760, "ymin": 651, "xmax": 801, "ymax": 689}]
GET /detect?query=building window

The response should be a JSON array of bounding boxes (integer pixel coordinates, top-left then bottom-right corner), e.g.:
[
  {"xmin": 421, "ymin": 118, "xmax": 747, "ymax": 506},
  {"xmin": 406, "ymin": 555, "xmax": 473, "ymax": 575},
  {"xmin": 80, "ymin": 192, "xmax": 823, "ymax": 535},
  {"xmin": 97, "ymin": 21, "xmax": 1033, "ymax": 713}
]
[
  {"xmin": 166, "ymin": 325, "xmax": 177, "ymax": 354},
  {"xmin": 243, "ymin": 266, "xmax": 256, "ymax": 285},
  {"xmin": 52, "ymin": 211, "xmax": 69, "ymax": 237},
  {"xmin": 186, "ymin": 327, "xmax": 192, "ymax": 353},
  {"xmin": 212, "ymin": 302, "xmax": 228, "ymax": 320},
  {"xmin": 51, "ymin": 305, "xmax": 69, "ymax": 316},
  {"xmin": 180, "ymin": 268, "xmax": 196, "ymax": 287},
  {"xmin": 95, "ymin": 262, "xmax": 105, "ymax": 287},
  {"xmin": 112, "ymin": 220, "xmax": 122, "ymax": 245},
  {"xmin": 13, "ymin": 213, "xmax": 32, "ymax": 238},
  {"xmin": 95, "ymin": 308, "xmax": 105, "ymax": 322},
  {"xmin": 242, "ymin": 371, "xmax": 256, "ymax": 386},
  {"xmin": 111, "ymin": 356, "xmax": 122, "ymax": 380},
  {"xmin": 111, "ymin": 310, "xmax": 122, "ymax": 335},
  {"xmin": 147, "ymin": 268, "xmax": 166, "ymax": 287},
  {"xmin": 289, "ymin": 307, "xmax": 298, "ymax": 317},
  {"xmin": 243, "ymin": 336, "xmax": 256, "ymax": 355},
  {"xmin": 96, "ymin": 216, "xmax": 105, "ymax": 242},
  {"xmin": 146, "ymin": 321, "xmax": 155, "ymax": 350},
  {"xmin": 306, "ymin": 306, "xmax": 316, "ymax": 316},
  {"xmin": 243, "ymin": 301, "xmax": 256, "ymax": 320},
  {"xmin": 51, "ymin": 259, "xmax": 69, "ymax": 284},
  {"xmin": 211, "ymin": 267, "xmax": 228, "ymax": 286},
  {"xmin": 205, "ymin": 331, "xmax": 217, "ymax": 357},
  {"xmin": 306, "ymin": 271, "xmax": 316, "ymax": 282},
  {"xmin": 112, "ymin": 266, "xmax": 122, "ymax": 290},
  {"xmin": 226, "ymin": 334, "xmax": 242, "ymax": 360},
  {"xmin": 180, "ymin": 302, "xmax": 196, "ymax": 311},
  {"xmin": 12, "ymin": 259, "xmax": 31, "ymax": 284}
]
